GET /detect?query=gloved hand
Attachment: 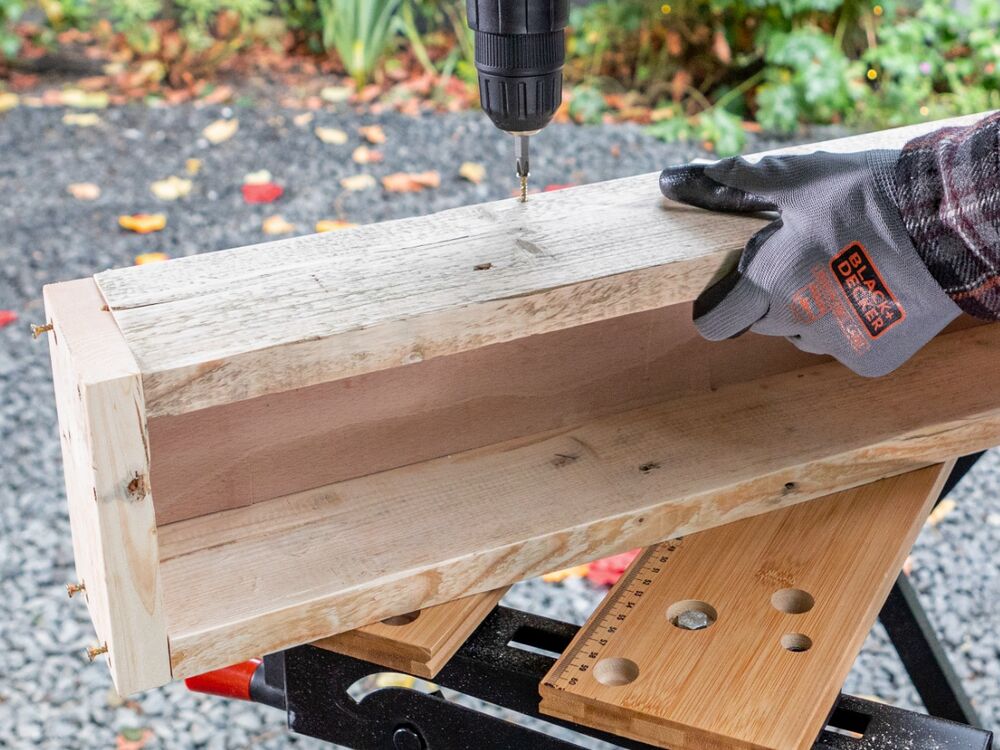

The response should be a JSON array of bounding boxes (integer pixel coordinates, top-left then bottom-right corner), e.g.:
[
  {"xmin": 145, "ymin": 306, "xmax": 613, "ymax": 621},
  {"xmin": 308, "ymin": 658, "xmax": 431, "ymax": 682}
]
[{"xmin": 660, "ymin": 150, "xmax": 962, "ymax": 377}]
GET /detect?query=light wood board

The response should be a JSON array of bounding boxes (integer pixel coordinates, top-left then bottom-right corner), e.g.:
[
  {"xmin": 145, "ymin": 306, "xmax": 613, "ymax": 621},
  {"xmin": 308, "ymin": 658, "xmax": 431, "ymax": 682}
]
[
  {"xmin": 539, "ymin": 465, "xmax": 949, "ymax": 750},
  {"xmin": 93, "ymin": 113, "xmax": 992, "ymax": 417},
  {"xmin": 157, "ymin": 322, "xmax": 1000, "ymax": 681},
  {"xmin": 313, "ymin": 588, "xmax": 507, "ymax": 678},
  {"xmin": 147, "ymin": 303, "xmax": 824, "ymax": 525},
  {"xmin": 43, "ymin": 279, "xmax": 171, "ymax": 696}
]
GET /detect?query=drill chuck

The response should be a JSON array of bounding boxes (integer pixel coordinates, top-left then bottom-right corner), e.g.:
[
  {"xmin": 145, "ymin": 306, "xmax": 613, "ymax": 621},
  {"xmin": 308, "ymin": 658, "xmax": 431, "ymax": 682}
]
[{"xmin": 467, "ymin": 0, "xmax": 569, "ymax": 134}]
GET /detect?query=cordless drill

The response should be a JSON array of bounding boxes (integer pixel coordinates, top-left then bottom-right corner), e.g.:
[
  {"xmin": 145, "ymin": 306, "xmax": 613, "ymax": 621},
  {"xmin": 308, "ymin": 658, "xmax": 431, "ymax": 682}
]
[{"xmin": 467, "ymin": 0, "xmax": 569, "ymax": 201}]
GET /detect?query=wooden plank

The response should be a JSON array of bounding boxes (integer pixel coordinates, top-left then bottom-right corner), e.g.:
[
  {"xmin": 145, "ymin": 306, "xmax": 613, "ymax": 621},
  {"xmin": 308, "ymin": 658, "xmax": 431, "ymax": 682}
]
[
  {"xmin": 157, "ymin": 323, "xmax": 1000, "ymax": 681},
  {"xmin": 538, "ymin": 465, "xmax": 950, "ymax": 750},
  {"xmin": 313, "ymin": 588, "xmax": 508, "ymax": 678},
  {"xmin": 43, "ymin": 279, "xmax": 171, "ymax": 695},
  {"xmin": 148, "ymin": 304, "xmax": 825, "ymax": 525},
  {"xmin": 93, "ymin": 112, "xmax": 992, "ymax": 417}
]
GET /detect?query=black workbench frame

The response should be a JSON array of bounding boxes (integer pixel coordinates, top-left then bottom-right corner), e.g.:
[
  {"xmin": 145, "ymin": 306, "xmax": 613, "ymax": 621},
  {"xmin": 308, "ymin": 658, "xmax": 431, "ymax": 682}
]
[{"xmin": 246, "ymin": 454, "xmax": 994, "ymax": 750}]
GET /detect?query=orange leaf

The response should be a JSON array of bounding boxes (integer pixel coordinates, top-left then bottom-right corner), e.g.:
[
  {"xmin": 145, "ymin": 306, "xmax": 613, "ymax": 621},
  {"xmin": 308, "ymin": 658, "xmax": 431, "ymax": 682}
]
[
  {"xmin": 119, "ymin": 214, "xmax": 167, "ymax": 234},
  {"xmin": 134, "ymin": 252, "xmax": 169, "ymax": 265},
  {"xmin": 316, "ymin": 219, "xmax": 358, "ymax": 233},
  {"xmin": 340, "ymin": 174, "xmax": 376, "ymax": 192},
  {"xmin": 67, "ymin": 182, "xmax": 101, "ymax": 200},
  {"xmin": 358, "ymin": 124, "xmax": 387, "ymax": 144},
  {"xmin": 262, "ymin": 215, "xmax": 296, "ymax": 235},
  {"xmin": 382, "ymin": 170, "xmax": 440, "ymax": 193},
  {"xmin": 351, "ymin": 145, "xmax": 383, "ymax": 164}
]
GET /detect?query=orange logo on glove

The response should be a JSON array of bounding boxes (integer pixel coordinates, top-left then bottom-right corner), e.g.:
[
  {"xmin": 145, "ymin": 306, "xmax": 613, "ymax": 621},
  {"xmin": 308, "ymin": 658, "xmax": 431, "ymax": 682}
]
[{"xmin": 830, "ymin": 242, "xmax": 906, "ymax": 338}]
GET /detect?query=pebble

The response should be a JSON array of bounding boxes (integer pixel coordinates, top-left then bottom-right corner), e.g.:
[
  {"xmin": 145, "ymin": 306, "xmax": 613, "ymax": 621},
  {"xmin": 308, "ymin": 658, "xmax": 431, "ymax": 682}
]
[{"xmin": 1, "ymin": 103, "xmax": 997, "ymax": 747}]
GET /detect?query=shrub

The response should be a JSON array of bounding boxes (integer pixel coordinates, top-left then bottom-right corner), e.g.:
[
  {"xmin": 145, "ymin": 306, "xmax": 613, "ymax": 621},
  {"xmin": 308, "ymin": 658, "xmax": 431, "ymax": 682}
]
[{"xmin": 318, "ymin": 0, "xmax": 401, "ymax": 87}]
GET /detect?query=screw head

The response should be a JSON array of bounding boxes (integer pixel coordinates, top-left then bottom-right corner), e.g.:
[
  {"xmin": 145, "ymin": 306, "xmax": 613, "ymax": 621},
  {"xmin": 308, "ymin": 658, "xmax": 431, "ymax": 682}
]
[
  {"xmin": 675, "ymin": 610, "xmax": 711, "ymax": 631},
  {"xmin": 31, "ymin": 323, "xmax": 54, "ymax": 339},
  {"xmin": 392, "ymin": 725, "xmax": 425, "ymax": 750}
]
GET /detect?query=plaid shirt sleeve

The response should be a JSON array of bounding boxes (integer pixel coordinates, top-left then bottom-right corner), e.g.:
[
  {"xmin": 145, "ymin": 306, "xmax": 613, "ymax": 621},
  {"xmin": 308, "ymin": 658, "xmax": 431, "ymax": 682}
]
[{"xmin": 894, "ymin": 111, "xmax": 1000, "ymax": 319}]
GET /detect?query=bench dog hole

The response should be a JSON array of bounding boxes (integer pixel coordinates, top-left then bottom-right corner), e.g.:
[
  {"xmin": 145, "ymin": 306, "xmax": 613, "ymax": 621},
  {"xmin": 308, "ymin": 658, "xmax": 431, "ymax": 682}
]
[
  {"xmin": 594, "ymin": 657, "xmax": 640, "ymax": 686},
  {"xmin": 666, "ymin": 600, "xmax": 718, "ymax": 631},
  {"xmin": 781, "ymin": 633, "xmax": 813, "ymax": 652},
  {"xmin": 771, "ymin": 588, "xmax": 815, "ymax": 615},
  {"xmin": 381, "ymin": 611, "xmax": 421, "ymax": 626}
]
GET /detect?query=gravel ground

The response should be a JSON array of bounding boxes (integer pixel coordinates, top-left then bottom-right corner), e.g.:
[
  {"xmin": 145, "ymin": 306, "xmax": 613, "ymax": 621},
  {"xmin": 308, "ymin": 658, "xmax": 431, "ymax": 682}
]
[{"xmin": 0, "ymin": 103, "xmax": 997, "ymax": 748}]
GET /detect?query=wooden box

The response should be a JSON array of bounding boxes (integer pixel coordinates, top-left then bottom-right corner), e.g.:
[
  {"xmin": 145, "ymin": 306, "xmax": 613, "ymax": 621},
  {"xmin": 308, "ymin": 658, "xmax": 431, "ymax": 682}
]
[{"xmin": 44, "ymin": 113, "xmax": 1000, "ymax": 695}]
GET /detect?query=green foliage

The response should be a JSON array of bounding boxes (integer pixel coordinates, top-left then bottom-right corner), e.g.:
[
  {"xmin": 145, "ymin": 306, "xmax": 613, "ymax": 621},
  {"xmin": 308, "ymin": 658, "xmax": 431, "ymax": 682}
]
[
  {"xmin": 318, "ymin": 0, "xmax": 401, "ymax": 87},
  {"xmin": 647, "ymin": 105, "xmax": 746, "ymax": 156},
  {"xmin": 861, "ymin": 0, "xmax": 1000, "ymax": 126},
  {"xmin": 0, "ymin": 0, "xmax": 24, "ymax": 58}
]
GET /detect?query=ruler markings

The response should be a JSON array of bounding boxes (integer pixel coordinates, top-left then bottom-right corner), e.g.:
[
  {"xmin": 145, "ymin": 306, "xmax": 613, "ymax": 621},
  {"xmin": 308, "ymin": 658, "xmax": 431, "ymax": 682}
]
[{"xmin": 543, "ymin": 539, "xmax": 684, "ymax": 691}]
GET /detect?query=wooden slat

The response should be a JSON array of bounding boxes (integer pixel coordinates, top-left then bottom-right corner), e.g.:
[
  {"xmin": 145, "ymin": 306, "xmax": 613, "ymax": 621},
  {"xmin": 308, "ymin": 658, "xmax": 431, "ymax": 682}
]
[
  {"xmin": 539, "ymin": 465, "xmax": 950, "ymax": 750},
  {"xmin": 313, "ymin": 588, "xmax": 507, "ymax": 678},
  {"xmin": 93, "ymin": 113, "xmax": 992, "ymax": 417},
  {"xmin": 43, "ymin": 279, "xmax": 171, "ymax": 695},
  {"xmin": 157, "ymin": 322, "xmax": 1000, "ymax": 681},
  {"xmin": 147, "ymin": 303, "xmax": 825, "ymax": 525}
]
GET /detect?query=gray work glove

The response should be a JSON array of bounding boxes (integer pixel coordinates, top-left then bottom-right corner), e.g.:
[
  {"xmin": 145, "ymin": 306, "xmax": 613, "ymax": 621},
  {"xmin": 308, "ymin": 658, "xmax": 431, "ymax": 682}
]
[{"xmin": 660, "ymin": 150, "xmax": 962, "ymax": 377}]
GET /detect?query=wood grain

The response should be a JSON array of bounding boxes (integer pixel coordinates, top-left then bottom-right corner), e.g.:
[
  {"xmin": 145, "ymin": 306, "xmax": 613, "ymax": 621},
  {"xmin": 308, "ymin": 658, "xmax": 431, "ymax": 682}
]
[
  {"xmin": 43, "ymin": 279, "xmax": 171, "ymax": 695},
  {"xmin": 539, "ymin": 465, "xmax": 949, "ymax": 750},
  {"xmin": 94, "ymin": 113, "xmax": 992, "ymax": 417},
  {"xmin": 313, "ymin": 588, "xmax": 507, "ymax": 678},
  {"xmin": 147, "ymin": 304, "xmax": 824, "ymax": 525},
  {"xmin": 157, "ymin": 323, "xmax": 1000, "ymax": 681}
]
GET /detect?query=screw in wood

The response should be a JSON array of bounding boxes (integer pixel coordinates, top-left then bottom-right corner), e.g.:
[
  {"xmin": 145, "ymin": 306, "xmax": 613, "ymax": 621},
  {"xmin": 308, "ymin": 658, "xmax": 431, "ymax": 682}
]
[
  {"xmin": 31, "ymin": 322, "xmax": 54, "ymax": 339},
  {"xmin": 86, "ymin": 643, "xmax": 108, "ymax": 662},
  {"xmin": 66, "ymin": 582, "xmax": 86, "ymax": 598}
]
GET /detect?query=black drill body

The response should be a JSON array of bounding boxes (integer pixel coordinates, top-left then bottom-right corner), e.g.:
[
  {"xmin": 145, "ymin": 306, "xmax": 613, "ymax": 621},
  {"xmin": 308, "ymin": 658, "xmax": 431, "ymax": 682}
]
[{"xmin": 467, "ymin": 0, "xmax": 569, "ymax": 197}]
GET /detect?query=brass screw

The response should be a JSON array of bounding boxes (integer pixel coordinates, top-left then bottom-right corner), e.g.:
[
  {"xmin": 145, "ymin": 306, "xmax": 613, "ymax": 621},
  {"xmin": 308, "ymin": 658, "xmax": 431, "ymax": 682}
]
[
  {"xmin": 86, "ymin": 643, "xmax": 108, "ymax": 662},
  {"xmin": 31, "ymin": 322, "xmax": 54, "ymax": 339},
  {"xmin": 66, "ymin": 582, "xmax": 86, "ymax": 598}
]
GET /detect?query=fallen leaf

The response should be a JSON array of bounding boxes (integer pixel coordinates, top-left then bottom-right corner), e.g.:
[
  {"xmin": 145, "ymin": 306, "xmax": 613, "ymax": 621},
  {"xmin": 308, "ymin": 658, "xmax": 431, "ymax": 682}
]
[
  {"xmin": 382, "ymin": 170, "xmax": 440, "ymax": 193},
  {"xmin": 340, "ymin": 174, "xmax": 376, "ymax": 191},
  {"xmin": 62, "ymin": 89, "xmax": 109, "ymax": 109},
  {"xmin": 541, "ymin": 564, "xmax": 590, "ymax": 583},
  {"xmin": 242, "ymin": 182, "xmax": 284, "ymax": 204},
  {"xmin": 67, "ymin": 182, "xmax": 101, "ymax": 200},
  {"xmin": 63, "ymin": 112, "xmax": 101, "ymax": 127},
  {"xmin": 200, "ymin": 84, "xmax": 233, "ymax": 105},
  {"xmin": 0, "ymin": 92, "xmax": 19, "ymax": 113},
  {"xmin": 926, "ymin": 498, "xmax": 956, "ymax": 527},
  {"xmin": 0, "ymin": 310, "xmax": 17, "ymax": 328},
  {"xmin": 262, "ymin": 215, "xmax": 296, "ymax": 235},
  {"xmin": 119, "ymin": 214, "xmax": 167, "ymax": 234},
  {"xmin": 202, "ymin": 118, "xmax": 239, "ymax": 144},
  {"xmin": 544, "ymin": 183, "xmax": 575, "ymax": 192},
  {"xmin": 315, "ymin": 219, "xmax": 357, "ymax": 232},
  {"xmin": 358, "ymin": 124, "xmax": 387, "ymax": 144},
  {"xmin": 351, "ymin": 145, "xmax": 383, "ymax": 164},
  {"xmin": 150, "ymin": 176, "xmax": 192, "ymax": 201},
  {"xmin": 116, "ymin": 727, "xmax": 153, "ymax": 750},
  {"xmin": 586, "ymin": 549, "xmax": 641, "ymax": 586},
  {"xmin": 185, "ymin": 158, "xmax": 202, "ymax": 175},
  {"xmin": 315, "ymin": 126, "xmax": 348, "ymax": 145},
  {"xmin": 320, "ymin": 86, "xmax": 352, "ymax": 104},
  {"xmin": 293, "ymin": 112, "xmax": 314, "ymax": 127},
  {"xmin": 458, "ymin": 161, "xmax": 486, "ymax": 185},
  {"xmin": 243, "ymin": 169, "xmax": 273, "ymax": 185},
  {"xmin": 134, "ymin": 252, "xmax": 169, "ymax": 265}
]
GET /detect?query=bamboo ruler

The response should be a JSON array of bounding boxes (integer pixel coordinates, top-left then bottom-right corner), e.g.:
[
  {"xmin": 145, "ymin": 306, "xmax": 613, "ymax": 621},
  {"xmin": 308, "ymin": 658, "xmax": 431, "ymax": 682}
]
[{"xmin": 539, "ymin": 465, "xmax": 951, "ymax": 750}]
